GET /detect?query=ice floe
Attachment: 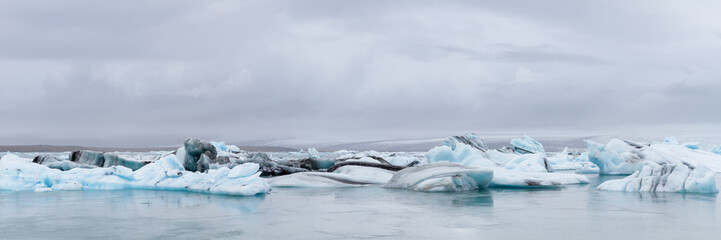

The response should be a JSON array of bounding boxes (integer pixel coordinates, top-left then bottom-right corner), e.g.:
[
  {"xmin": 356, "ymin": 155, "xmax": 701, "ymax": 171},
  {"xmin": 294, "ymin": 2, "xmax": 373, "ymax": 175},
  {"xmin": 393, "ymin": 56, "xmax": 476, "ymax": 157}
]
[
  {"xmin": 269, "ymin": 165, "xmax": 394, "ymax": 188},
  {"xmin": 491, "ymin": 168, "xmax": 589, "ymax": 187},
  {"xmin": 0, "ymin": 153, "xmax": 270, "ymax": 196},
  {"xmin": 425, "ymin": 134, "xmax": 588, "ymax": 188},
  {"xmin": 510, "ymin": 135, "xmax": 546, "ymax": 155},
  {"xmin": 587, "ymin": 138, "xmax": 721, "ymax": 175},
  {"xmin": 597, "ymin": 162, "xmax": 717, "ymax": 193},
  {"xmin": 382, "ymin": 162, "xmax": 493, "ymax": 192}
]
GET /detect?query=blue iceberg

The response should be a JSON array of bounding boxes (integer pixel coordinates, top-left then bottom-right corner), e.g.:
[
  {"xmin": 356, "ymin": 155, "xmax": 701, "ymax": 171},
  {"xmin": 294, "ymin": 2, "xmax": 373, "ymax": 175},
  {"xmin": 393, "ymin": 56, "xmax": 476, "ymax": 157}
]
[{"xmin": 0, "ymin": 153, "xmax": 270, "ymax": 196}]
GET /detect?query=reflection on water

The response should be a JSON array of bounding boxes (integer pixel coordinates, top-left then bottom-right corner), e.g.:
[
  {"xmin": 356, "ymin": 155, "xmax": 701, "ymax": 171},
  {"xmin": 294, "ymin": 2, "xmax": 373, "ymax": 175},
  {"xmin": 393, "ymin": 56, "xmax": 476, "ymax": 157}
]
[
  {"xmin": 0, "ymin": 190, "xmax": 266, "ymax": 239},
  {"xmin": 1, "ymin": 177, "xmax": 719, "ymax": 239}
]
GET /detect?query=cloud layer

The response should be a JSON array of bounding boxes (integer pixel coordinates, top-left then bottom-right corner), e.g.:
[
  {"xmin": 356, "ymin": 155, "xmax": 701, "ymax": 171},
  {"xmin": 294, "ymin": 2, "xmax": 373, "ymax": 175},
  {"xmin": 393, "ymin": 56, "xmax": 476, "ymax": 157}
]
[{"xmin": 1, "ymin": 1, "xmax": 720, "ymax": 146}]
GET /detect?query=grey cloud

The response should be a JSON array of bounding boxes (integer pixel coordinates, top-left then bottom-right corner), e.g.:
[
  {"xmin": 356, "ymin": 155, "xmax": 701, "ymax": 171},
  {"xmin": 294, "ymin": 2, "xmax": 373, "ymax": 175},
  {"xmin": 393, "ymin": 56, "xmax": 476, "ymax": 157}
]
[{"xmin": 0, "ymin": 1, "xmax": 720, "ymax": 147}]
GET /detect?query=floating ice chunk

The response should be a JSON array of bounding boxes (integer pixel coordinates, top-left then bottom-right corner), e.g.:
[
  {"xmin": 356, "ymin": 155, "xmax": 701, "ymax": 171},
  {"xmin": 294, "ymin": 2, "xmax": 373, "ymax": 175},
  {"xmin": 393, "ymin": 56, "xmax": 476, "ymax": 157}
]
[
  {"xmin": 101, "ymin": 153, "xmax": 147, "ymax": 170},
  {"xmin": 597, "ymin": 163, "xmax": 718, "ymax": 193},
  {"xmin": 0, "ymin": 154, "xmax": 270, "ymax": 196},
  {"xmin": 269, "ymin": 166, "xmax": 394, "ymax": 188},
  {"xmin": 211, "ymin": 141, "xmax": 228, "ymax": 152},
  {"xmin": 244, "ymin": 152, "xmax": 308, "ymax": 176},
  {"xmin": 382, "ymin": 162, "xmax": 493, "ymax": 192},
  {"xmin": 484, "ymin": 150, "xmax": 518, "ymax": 166},
  {"xmin": 385, "ymin": 156, "xmax": 420, "ymax": 167},
  {"xmin": 426, "ymin": 144, "xmax": 495, "ymax": 167},
  {"xmin": 503, "ymin": 154, "xmax": 549, "ymax": 172},
  {"xmin": 333, "ymin": 165, "xmax": 395, "ymax": 182},
  {"xmin": 181, "ymin": 138, "xmax": 217, "ymax": 172},
  {"xmin": 510, "ymin": 135, "xmax": 545, "ymax": 155},
  {"xmin": 1, "ymin": 153, "xmax": 32, "ymax": 162},
  {"xmin": 586, "ymin": 139, "xmax": 647, "ymax": 175},
  {"xmin": 490, "ymin": 168, "xmax": 589, "ymax": 187},
  {"xmin": 227, "ymin": 145, "xmax": 242, "ymax": 153},
  {"xmin": 685, "ymin": 165, "xmax": 718, "ymax": 193},
  {"xmin": 588, "ymin": 139, "xmax": 721, "ymax": 175},
  {"xmin": 308, "ymin": 148, "xmax": 320, "ymax": 159},
  {"xmin": 428, "ymin": 137, "xmax": 552, "ymax": 172},
  {"xmin": 443, "ymin": 133, "xmax": 489, "ymax": 152},
  {"xmin": 31, "ymin": 151, "xmax": 149, "ymax": 171},
  {"xmin": 229, "ymin": 163, "xmax": 260, "ymax": 179},
  {"xmin": 344, "ymin": 156, "xmax": 379, "ymax": 164},
  {"xmin": 544, "ymin": 148, "xmax": 590, "ymax": 171},
  {"xmin": 575, "ymin": 163, "xmax": 600, "ymax": 174}
]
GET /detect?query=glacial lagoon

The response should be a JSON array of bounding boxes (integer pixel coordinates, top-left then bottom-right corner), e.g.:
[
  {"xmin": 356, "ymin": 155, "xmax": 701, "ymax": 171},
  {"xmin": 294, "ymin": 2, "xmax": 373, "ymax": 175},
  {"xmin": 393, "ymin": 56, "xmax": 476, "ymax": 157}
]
[{"xmin": 2, "ymin": 175, "xmax": 719, "ymax": 240}]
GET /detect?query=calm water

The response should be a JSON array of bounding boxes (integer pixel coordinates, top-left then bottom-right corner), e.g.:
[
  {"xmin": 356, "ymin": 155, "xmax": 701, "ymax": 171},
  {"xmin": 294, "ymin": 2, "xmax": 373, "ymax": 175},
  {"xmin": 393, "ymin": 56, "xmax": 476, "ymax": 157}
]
[{"xmin": 1, "ymin": 175, "xmax": 719, "ymax": 240}]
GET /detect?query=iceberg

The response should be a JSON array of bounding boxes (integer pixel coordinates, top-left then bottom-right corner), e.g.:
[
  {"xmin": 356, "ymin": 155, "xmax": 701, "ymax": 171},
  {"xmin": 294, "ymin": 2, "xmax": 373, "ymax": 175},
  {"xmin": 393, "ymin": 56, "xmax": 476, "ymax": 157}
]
[
  {"xmin": 510, "ymin": 135, "xmax": 546, "ymax": 155},
  {"xmin": 491, "ymin": 168, "xmax": 589, "ymax": 187},
  {"xmin": 32, "ymin": 151, "xmax": 152, "ymax": 171},
  {"xmin": 243, "ymin": 152, "xmax": 308, "ymax": 176},
  {"xmin": 177, "ymin": 138, "xmax": 218, "ymax": 172},
  {"xmin": 427, "ymin": 134, "xmax": 587, "ymax": 187},
  {"xmin": 269, "ymin": 165, "xmax": 394, "ymax": 188},
  {"xmin": 428, "ymin": 135, "xmax": 550, "ymax": 173},
  {"xmin": 597, "ymin": 162, "xmax": 718, "ymax": 193},
  {"xmin": 308, "ymin": 147, "xmax": 320, "ymax": 159},
  {"xmin": 32, "ymin": 155, "xmax": 94, "ymax": 171},
  {"xmin": 443, "ymin": 133, "xmax": 489, "ymax": 152},
  {"xmin": 502, "ymin": 153, "xmax": 550, "ymax": 172},
  {"xmin": 0, "ymin": 153, "xmax": 270, "ymax": 196},
  {"xmin": 587, "ymin": 139, "xmax": 721, "ymax": 175},
  {"xmin": 210, "ymin": 141, "xmax": 228, "ymax": 152},
  {"xmin": 382, "ymin": 162, "xmax": 494, "ymax": 192},
  {"xmin": 269, "ymin": 155, "xmax": 415, "ymax": 188},
  {"xmin": 426, "ymin": 143, "xmax": 495, "ymax": 167}
]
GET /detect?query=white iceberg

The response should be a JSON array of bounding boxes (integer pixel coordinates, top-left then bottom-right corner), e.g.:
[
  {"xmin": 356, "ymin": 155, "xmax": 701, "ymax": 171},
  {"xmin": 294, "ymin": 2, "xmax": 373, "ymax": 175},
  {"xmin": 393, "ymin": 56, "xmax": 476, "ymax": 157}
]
[
  {"xmin": 0, "ymin": 153, "xmax": 270, "ymax": 196},
  {"xmin": 510, "ymin": 135, "xmax": 546, "ymax": 154},
  {"xmin": 308, "ymin": 147, "xmax": 321, "ymax": 159},
  {"xmin": 269, "ymin": 165, "xmax": 394, "ymax": 187},
  {"xmin": 427, "ymin": 134, "xmax": 587, "ymax": 187},
  {"xmin": 382, "ymin": 162, "xmax": 493, "ymax": 192},
  {"xmin": 426, "ymin": 143, "xmax": 495, "ymax": 167},
  {"xmin": 587, "ymin": 139, "xmax": 721, "ymax": 175},
  {"xmin": 491, "ymin": 168, "xmax": 589, "ymax": 187},
  {"xmin": 543, "ymin": 148, "xmax": 599, "ymax": 172},
  {"xmin": 597, "ymin": 162, "xmax": 718, "ymax": 193},
  {"xmin": 443, "ymin": 133, "xmax": 489, "ymax": 152},
  {"xmin": 502, "ymin": 153, "xmax": 550, "ymax": 172}
]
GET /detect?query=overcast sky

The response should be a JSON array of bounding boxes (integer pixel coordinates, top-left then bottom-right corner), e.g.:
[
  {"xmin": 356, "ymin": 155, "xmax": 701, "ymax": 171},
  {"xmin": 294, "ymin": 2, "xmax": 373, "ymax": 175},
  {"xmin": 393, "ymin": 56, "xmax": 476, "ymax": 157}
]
[{"xmin": 1, "ymin": 1, "xmax": 720, "ymax": 147}]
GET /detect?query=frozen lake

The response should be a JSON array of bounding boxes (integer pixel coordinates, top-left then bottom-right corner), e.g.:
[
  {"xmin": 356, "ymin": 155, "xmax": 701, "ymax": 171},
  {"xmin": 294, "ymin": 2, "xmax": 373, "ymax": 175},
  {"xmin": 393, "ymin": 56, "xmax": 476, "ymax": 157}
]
[{"xmin": 1, "ymin": 175, "xmax": 719, "ymax": 240}]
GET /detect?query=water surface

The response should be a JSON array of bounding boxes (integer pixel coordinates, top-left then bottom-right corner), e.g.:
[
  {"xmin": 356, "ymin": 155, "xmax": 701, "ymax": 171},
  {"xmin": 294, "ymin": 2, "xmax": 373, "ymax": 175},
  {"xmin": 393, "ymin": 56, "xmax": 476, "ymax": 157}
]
[{"xmin": 1, "ymin": 175, "xmax": 719, "ymax": 239}]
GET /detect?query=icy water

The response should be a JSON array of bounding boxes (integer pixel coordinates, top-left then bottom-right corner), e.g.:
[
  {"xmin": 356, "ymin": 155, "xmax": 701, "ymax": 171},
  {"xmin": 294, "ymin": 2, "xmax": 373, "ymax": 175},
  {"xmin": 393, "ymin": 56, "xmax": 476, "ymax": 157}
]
[{"xmin": 1, "ymin": 175, "xmax": 719, "ymax": 240}]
